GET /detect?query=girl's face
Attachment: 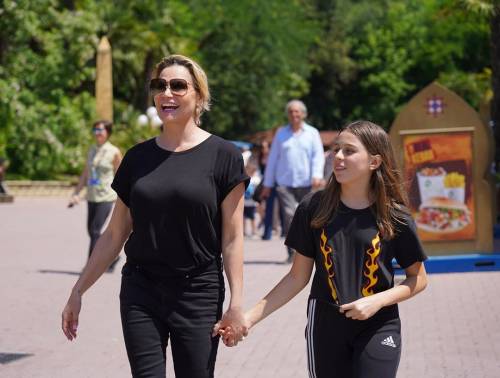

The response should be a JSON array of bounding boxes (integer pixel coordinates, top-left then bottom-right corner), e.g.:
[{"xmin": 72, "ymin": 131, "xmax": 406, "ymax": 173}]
[
  {"xmin": 332, "ymin": 131, "xmax": 380, "ymax": 185},
  {"xmin": 154, "ymin": 65, "xmax": 199, "ymax": 126}
]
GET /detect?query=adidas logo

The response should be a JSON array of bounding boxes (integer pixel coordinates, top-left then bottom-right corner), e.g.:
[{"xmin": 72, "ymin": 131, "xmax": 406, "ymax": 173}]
[{"xmin": 381, "ymin": 336, "xmax": 397, "ymax": 348}]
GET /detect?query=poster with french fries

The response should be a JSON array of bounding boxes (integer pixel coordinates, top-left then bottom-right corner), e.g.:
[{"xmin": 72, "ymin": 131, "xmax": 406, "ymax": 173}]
[{"xmin": 403, "ymin": 132, "xmax": 475, "ymax": 241}]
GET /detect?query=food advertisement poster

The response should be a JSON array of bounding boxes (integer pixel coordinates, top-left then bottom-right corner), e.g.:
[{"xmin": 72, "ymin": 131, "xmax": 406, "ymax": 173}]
[{"xmin": 403, "ymin": 132, "xmax": 475, "ymax": 241}]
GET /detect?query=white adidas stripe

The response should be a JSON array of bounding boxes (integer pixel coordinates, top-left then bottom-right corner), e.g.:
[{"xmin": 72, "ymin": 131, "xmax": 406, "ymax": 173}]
[
  {"xmin": 307, "ymin": 299, "xmax": 317, "ymax": 378},
  {"xmin": 381, "ymin": 336, "xmax": 397, "ymax": 347}
]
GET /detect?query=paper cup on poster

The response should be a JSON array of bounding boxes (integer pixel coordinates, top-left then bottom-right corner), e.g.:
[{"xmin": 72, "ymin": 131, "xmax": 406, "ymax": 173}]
[
  {"xmin": 416, "ymin": 170, "xmax": 446, "ymax": 203},
  {"xmin": 444, "ymin": 187, "xmax": 465, "ymax": 203}
]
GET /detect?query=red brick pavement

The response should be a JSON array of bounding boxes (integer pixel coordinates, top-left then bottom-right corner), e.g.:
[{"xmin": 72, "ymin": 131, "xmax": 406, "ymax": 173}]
[{"xmin": 1, "ymin": 198, "xmax": 500, "ymax": 377}]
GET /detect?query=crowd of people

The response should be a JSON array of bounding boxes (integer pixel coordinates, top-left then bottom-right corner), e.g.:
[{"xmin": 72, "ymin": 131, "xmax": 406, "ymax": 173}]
[
  {"xmin": 239, "ymin": 100, "xmax": 329, "ymax": 262},
  {"xmin": 60, "ymin": 54, "xmax": 427, "ymax": 378}
]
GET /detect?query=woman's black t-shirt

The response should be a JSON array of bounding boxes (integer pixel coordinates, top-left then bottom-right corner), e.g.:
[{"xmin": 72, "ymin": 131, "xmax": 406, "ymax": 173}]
[
  {"xmin": 111, "ymin": 135, "xmax": 249, "ymax": 277},
  {"xmin": 286, "ymin": 191, "xmax": 427, "ymax": 310}
]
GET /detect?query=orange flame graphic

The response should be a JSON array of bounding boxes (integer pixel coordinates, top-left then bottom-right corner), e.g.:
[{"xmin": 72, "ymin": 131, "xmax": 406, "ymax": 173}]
[
  {"xmin": 320, "ymin": 229, "xmax": 338, "ymax": 303},
  {"xmin": 362, "ymin": 233, "xmax": 381, "ymax": 297}
]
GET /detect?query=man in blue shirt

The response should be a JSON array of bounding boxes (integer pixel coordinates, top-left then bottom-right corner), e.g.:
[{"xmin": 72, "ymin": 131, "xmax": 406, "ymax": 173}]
[{"xmin": 261, "ymin": 100, "xmax": 325, "ymax": 262}]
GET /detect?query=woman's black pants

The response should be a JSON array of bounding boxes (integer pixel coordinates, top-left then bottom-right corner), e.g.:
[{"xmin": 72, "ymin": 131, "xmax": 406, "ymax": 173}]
[{"xmin": 119, "ymin": 263, "xmax": 224, "ymax": 378}]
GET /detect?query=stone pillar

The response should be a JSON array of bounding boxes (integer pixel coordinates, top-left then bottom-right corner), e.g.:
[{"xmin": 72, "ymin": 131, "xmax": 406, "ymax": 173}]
[{"xmin": 96, "ymin": 36, "xmax": 113, "ymax": 122}]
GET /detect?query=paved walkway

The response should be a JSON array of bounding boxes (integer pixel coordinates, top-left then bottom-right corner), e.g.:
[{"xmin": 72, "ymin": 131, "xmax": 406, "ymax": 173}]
[{"xmin": 1, "ymin": 198, "xmax": 500, "ymax": 377}]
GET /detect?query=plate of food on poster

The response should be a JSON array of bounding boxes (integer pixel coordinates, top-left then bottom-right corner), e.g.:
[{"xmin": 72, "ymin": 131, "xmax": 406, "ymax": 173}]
[{"xmin": 407, "ymin": 160, "xmax": 474, "ymax": 239}]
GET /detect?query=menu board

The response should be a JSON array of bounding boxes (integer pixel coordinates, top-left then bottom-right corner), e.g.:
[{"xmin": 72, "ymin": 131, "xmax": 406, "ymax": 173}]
[{"xmin": 403, "ymin": 132, "xmax": 475, "ymax": 241}]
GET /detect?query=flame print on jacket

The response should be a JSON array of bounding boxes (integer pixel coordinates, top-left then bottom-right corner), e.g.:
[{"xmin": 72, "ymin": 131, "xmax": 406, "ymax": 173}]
[
  {"xmin": 362, "ymin": 233, "xmax": 381, "ymax": 297},
  {"xmin": 320, "ymin": 229, "xmax": 338, "ymax": 303}
]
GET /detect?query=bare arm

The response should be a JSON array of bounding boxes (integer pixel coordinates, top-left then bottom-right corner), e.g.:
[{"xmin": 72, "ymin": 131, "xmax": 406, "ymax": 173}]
[
  {"xmin": 61, "ymin": 198, "xmax": 132, "ymax": 340},
  {"xmin": 311, "ymin": 130, "xmax": 325, "ymax": 186},
  {"xmin": 113, "ymin": 150, "xmax": 123, "ymax": 173},
  {"xmin": 262, "ymin": 129, "xmax": 282, "ymax": 189},
  {"xmin": 246, "ymin": 253, "xmax": 314, "ymax": 328},
  {"xmin": 340, "ymin": 261, "xmax": 427, "ymax": 320},
  {"xmin": 221, "ymin": 182, "xmax": 245, "ymax": 310},
  {"xmin": 211, "ymin": 183, "xmax": 247, "ymax": 339},
  {"xmin": 69, "ymin": 163, "xmax": 89, "ymax": 206}
]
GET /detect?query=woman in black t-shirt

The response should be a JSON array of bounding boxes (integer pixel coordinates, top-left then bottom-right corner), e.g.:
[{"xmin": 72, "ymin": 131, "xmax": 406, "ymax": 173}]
[
  {"xmin": 217, "ymin": 120, "xmax": 428, "ymax": 378},
  {"xmin": 62, "ymin": 55, "xmax": 249, "ymax": 377}
]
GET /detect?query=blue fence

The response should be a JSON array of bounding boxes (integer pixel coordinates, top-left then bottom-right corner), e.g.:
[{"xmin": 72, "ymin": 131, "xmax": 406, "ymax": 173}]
[{"xmin": 394, "ymin": 253, "xmax": 500, "ymax": 274}]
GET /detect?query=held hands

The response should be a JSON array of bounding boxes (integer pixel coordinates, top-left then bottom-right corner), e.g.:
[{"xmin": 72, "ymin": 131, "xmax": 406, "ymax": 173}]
[
  {"xmin": 61, "ymin": 290, "xmax": 82, "ymax": 341},
  {"xmin": 212, "ymin": 307, "xmax": 249, "ymax": 347},
  {"xmin": 339, "ymin": 295, "xmax": 383, "ymax": 320}
]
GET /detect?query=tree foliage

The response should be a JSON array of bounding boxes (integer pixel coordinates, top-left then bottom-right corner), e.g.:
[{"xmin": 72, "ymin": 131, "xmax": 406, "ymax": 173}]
[
  {"xmin": 304, "ymin": 0, "xmax": 490, "ymax": 129},
  {"xmin": 0, "ymin": 0, "xmax": 492, "ymax": 178}
]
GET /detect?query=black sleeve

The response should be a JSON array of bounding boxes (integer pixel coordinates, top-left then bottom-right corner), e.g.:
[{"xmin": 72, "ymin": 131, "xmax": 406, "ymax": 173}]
[
  {"xmin": 111, "ymin": 149, "xmax": 133, "ymax": 207},
  {"xmin": 285, "ymin": 195, "xmax": 316, "ymax": 258},
  {"xmin": 393, "ymin": 215, "xmax": 428, "ymax": 269},
  {"xmin": 216, "ymin": 143, "xmax": 250, "ymax": 201}
]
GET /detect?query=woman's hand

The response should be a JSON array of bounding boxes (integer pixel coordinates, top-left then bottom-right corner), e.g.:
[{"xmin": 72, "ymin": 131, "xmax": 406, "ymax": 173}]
[
  {"xmin": 212, "ymin": 306, "xmax": 249, "ymax": 347},
  {"xmin": 68, "ymin": 194, "xmax": 80, "ymax": 208},
  {"xmin": 61, "ymin": 290, "xmax": 82, "ymax": 341},
  {"xmin": 339, "ymin": 295, "xmax": 383, "ymax": 320}
]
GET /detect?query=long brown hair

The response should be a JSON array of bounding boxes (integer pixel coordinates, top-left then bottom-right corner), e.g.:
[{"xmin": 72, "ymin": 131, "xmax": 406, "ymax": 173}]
[{"xmin": 311, "ymin": 120, "xmax": 409, "ymax": 239}]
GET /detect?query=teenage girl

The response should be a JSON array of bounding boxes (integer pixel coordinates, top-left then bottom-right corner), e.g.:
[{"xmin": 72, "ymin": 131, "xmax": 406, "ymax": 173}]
[{"xmin": 217, "ymin": 120, "xmax": 428, "ymax": 378}]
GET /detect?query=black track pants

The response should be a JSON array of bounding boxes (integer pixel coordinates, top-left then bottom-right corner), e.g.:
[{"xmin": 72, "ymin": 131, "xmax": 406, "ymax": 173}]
[
  {"xmin": 306, "ymin": 298, "xmax": 402, "ymax": 378},
  {"xmin": 120, "ymin": 264, "xmax": 224, "ymax": 378}
]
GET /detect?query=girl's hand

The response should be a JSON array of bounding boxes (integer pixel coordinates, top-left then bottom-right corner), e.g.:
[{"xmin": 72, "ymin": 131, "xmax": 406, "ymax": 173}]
[
  {"xmin": 61, "ymin": 290, "xmax": 82, "ymax": 340},
  {"xmin": 218, "ymin": 311, "xmax": 254, "ymax": 347},
  {"xmin": 218, "ymin": 326, "xmax": 247, "ymax": 347},
  {"xmin": 212, "ymin": 306, "xmax": 249, "ymax": 346},
  {"xmin": 339, "ymin": 295, "xmax": 383, "ymax": 320}
]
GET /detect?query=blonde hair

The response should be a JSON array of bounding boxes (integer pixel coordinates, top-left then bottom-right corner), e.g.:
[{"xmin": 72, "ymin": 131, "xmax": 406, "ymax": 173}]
[{"xmin": 154, "ymin": 55, "xmax": 211, "ymax": 124}]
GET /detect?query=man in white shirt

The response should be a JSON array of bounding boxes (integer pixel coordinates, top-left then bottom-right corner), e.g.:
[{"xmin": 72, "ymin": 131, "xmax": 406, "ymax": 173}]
[{"xmin": 261, "ymin": 100, "xmax": 325, "ymax": 262}]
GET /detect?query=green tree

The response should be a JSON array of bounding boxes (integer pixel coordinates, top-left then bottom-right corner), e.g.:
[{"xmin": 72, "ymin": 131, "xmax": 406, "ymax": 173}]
[
  {"xmin": 303, "ymin": 0, "xmax": 357, "ymax": 130},
  {"xmin": 459, "ymin": 0, "xmax": 500, "ymax": 162},
  {"xmin": 304, "ymin": 0, "xmax": 490, "ymax": 130},
  {"xmin": 192, "ymin": 0, "xmax": 318, "ymax": 137},
  {"xmin": 0, "ymin": 0, "xmax": 99, "ymax": 178},
  {"xmin": 0, "ymin": 0, "xmax": 492, "ymax": 178}
]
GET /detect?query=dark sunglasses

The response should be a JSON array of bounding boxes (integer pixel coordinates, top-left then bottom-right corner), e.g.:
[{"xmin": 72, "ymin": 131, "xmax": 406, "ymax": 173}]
[
  {"xmin": 149, "ymin": 78, "xmax": 190, "ymax": 96},
  {"xmin": 92, "ymin": 127, "xmax": 106, "ymax": 134}
]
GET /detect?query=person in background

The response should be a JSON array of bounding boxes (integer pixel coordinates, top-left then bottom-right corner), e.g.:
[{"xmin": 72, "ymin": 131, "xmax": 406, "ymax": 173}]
[
  {"xmin": 219, "ymin": 120, "xmax": 428, "ymax": 378},
  {"xmin": 243, "ymin": 159, "xmax": 261, "ymax": 239},
  {"xmin": 257, "ymin": 139, "xmax": 280, "ymax": 240},
  {"xmin": 68, "ymin": 120, "xmax": 122, "ymax": 270},
  {"xmin": 260, "ymin": 100, "xmax": 325, "ymax": 262},
  {"xmin": 241, "ymin": 145, "xmax": 252, "ymax": 166},
  {"xmin": 0, "ymin": 157, "xmax": 8, "ymax": 194},
  {"xmin": 324, "ymin": 143, "xmax": 335, "ymax": 182},
  {"xmin": 62, "ymin": 54, "xmax": 248, "ymax": 378},
  {"xmin": 257, "ymin": 139, "xmax": 270, "ymax": 175}
]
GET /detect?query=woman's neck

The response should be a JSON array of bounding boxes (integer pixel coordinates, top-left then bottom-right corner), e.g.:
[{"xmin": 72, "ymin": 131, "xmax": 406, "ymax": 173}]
[
  {"xmin": 340, "ymin": 182, "xmax": 372, "ymax": 209},
  {"xmin": 156, "ymin": 120, "xmax": 208, "ymax": 152}
]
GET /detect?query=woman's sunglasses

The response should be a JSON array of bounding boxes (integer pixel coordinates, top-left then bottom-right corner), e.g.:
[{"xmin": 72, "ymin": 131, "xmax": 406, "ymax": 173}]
[
  {"xmin": 92, "ymin": 127, "xmax": 106, "ymax": 135},
  {"xmin": 149, "ymin": 78, "xmax": 190, "ymax": 96}
]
